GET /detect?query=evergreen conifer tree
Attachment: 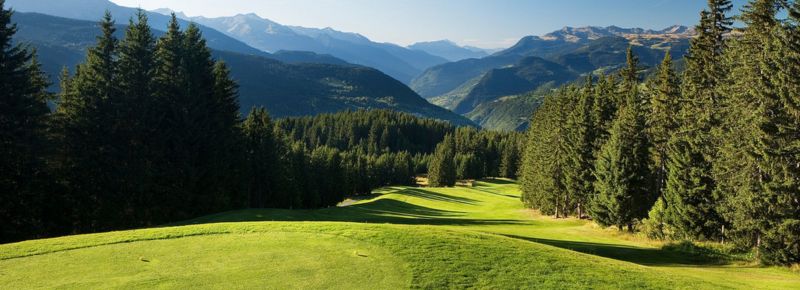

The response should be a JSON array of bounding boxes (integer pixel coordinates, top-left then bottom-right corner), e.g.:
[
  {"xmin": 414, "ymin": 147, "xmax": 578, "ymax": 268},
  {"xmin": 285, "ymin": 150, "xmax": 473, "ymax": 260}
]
[
  {"xmin": 563, "ymin": 77, "xmax": 596, "ymax": 218},
  {"xmin": 54, "ymin": 11, "xmax": 122, "ymax": 231},
  {"xmin": 647, "ymin": 52, "xmax": 680, "ymax": 205},
  {"xmin": 429, "ymin": 133, "xmax": 456, "ymax": 187},
  {"xmin": 589, "ymin": 49, "xmax": 652, "ymax": 231},
  {"xmin": 663, "ymin": 0, "xmax": 731, "ymax": 240},
  {"xmin": 242, "ymin": 107, "xmax": 277, "ymax": 208},
  {"xmin": 0, "ymin": 0, "xmax": 53, "ymax": 242}
]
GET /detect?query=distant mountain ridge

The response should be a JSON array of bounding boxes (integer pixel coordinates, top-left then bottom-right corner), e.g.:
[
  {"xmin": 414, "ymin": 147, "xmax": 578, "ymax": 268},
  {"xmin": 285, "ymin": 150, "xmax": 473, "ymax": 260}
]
[
  {"xmin": 540, "ymin": 25, "xmax": 694, "ymax": 42},
  {"xmin": 6, "ymin": 0, "xmax": 270, "ymax": 57},
  {"xmin": 408, "ymin": 40, "xmax": 489, "ymax": 62},
  {"xmin": 175, "ymin": 12, "xmax": 449, "ymax": 84}
]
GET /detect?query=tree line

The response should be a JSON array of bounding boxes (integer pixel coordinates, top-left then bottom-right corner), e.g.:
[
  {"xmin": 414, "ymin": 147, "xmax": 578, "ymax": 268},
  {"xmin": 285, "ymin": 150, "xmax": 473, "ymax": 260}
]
[
  {"xmin": 520, "ymin": 0, "xmax": 800, "ymax": 265},
  {"xmin": 0, "ymin": 3, "xmax": 523, "ymax": 243},
  {"xmin": 428, "ymin": 128, "xmax": 525, "ymax": 187}
]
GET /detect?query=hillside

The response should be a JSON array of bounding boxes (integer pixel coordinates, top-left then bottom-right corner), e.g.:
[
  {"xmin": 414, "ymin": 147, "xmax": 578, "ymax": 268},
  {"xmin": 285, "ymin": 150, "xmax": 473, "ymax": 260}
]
[
  {"xmin": 12, "ymin": 12, "xmax": 473, "ymax": 126},
  {"xmin": 214, "ymin": 50, "xmax": 474, "ymax": 125},
  {"xmin": 466, "ymin": 89, "xmax": 550, "ymax": 131},
  {"xmin": 2, "ymin": 180, "xmax": 797, "ymax": 289},
  {"xmin": 452, "ymin": 56, "xmax": 576, "ymax": 114}
]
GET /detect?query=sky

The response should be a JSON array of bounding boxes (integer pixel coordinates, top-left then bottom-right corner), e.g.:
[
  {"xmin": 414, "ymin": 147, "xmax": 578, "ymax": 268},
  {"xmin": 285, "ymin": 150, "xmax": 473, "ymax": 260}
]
[{"xmin": 109, "ymin": 0, "xmax": 749, "ymax": 49}]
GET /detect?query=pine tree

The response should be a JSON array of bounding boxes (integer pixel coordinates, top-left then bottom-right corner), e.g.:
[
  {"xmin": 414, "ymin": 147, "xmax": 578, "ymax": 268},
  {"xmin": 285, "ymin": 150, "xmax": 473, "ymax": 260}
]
[
  {"xmin": 520, "ymin": 93, "xmax": 570, "ymax": 217},
  {"xmin": 54, "ymin": 11, "xmax": 122, "ymax": 231},
  {"xmin": 429, "ymin": 133, "xmax": 456, "ymax": 187},
  {"xmin": 647, "ymin": 52, "xmax": 680, "ymax": 208},
  {"xmin": 590, "ymin": 49, "xmax": 652, "ymax": 231},
  {"xmin": 153, "ymin": 14, "xmax": 184, "ymax": 110},
  {"xmin": 242, "ymin": 107, "xmax": 277, "ymax": 208},
  {"xmin": 663, "ymin": 0, "xmax": 731, "ymax": 240},
  {"xmin": 114, "ymin": 9, "xmax": 158, "ymax": 225},
  {"xmin": 0, "ymin": 0, "xmax": 53, "ymax": 242},
  {"xmin": 591, "ymin": 74, "xmax": 618, "ymax": 153},
  {"xmin": 499, "ymin": 137, "xmax": 522, "ymax": 179},
  {"xmin": 717, "ymin": 0, "xmax": 800, "ymax": 264},
  {"xmin": 563, "ymin": 78, "xmax": 596, "ymax": 218}
]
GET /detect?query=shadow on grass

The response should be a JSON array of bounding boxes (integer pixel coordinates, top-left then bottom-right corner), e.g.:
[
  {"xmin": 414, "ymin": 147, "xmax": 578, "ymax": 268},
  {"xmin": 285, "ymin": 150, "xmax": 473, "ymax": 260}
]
[
  {"xmin": 181, "ymin": 198, "xmax": 529, "ymax": 227},
  {"xmin": 468, "ymin": 187, "xmax": 518, "ymax": 199},
  {"xmin": 402, "ymin": 188, "xmax": 480, "ymax": 205},
  {"xmin": 475, "ymin": 179, "xmax": 516, "ymax": 185},
  {"xmin": 502, "ymin": 235, "xmax": 731, "ymax": 267}
]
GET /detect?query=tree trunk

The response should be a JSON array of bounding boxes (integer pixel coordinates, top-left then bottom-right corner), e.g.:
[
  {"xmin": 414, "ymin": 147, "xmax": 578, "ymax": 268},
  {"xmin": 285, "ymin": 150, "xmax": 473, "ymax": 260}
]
[{"xmin": 756, "ymin": 232, "xmax": 761, "ymax": 259}]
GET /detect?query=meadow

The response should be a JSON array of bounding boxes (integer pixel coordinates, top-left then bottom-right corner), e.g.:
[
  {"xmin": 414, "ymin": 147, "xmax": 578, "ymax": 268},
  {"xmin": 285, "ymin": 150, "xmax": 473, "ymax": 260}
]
[{"xmin": 1, "ymin": 180, "xmax": 798, "ymax": 289}]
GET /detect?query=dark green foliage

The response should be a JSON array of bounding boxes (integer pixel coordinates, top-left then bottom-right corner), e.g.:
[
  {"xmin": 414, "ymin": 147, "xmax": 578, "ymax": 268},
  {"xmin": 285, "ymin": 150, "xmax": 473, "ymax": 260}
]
[
  {"xmin": 590, "ymin": 48, "xmax": 654, "ymax": 231},
  {"xmin": 563, "ymin": 78, "xmax": 597, "ymax": 218},
  {"xmin": 591, "ymin": 74, "xmax": 618, "ymax": 151},
  {"xmin": 520, "ymin": 91, "xmax": 570, "ymax": 217},
  {"xmin": 242, "ymin": 107, "xmax": 278, "ymax": 208},
  {"xmin": 0, "ymin": 0, "xmax": 53, "ymax": 242},
  {"xmin": 428, "ymin": 134, "xmax": 457, "ymax": 187},
  {"xmin": 646, "ymin": 52, "xmax": 680, "ymax": 205},
  {"xmin": 52, "ymin": 10, "xmax": 242, "ymax": 232},
  {"xmin": 663, "ymin": 0, "xmax": 732, "ymax": 241},
  {"xmin": 275, "ymin": 109, "xmax": 453, "ymax": 155},
  {"xmin": 54, "ymin": 11, "xmax": 123, "ymax": 231},
  {"xmin": 498, "ymin": 136, "xmax": 523, "ymax": 179},
  {"xmin": 714, "ymin": 0, "xmax": 800, "ymax": 264}
]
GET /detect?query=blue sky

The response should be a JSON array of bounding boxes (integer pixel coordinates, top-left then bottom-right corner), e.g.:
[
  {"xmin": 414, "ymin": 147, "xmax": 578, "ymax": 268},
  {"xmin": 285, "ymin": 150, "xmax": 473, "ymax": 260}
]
[{"xmin": 110, "ymin": 0, "xmax": 749, "ymax": 48}]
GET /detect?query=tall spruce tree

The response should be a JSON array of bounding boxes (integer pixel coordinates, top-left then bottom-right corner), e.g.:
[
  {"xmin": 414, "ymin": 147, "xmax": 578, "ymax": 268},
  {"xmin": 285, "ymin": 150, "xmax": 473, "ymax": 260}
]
[
  {"xmin": 589, "ymin": 48, "xmax": 652, "ymax": 231},
  {"xmin": 428, "ymin": 133, "xmax": 456, "ymax": 187},
  {"xmin": 242, "ymin": 107, "xmax": 277, "ymax": 208},
  {"xmin": 114, "ymin": 9, "xmax": 158, "ymax": 226},
  {"xmin": 520, "ymin": 92, "xmax": 570, "ymax": 217},
  {"xmin": 591, "ymin": 74, "xmax": 618, "ymax": 153},
  {"xmin": 55, "ymin": 11, "xmax": 122, "ymax": 231},
  {"xmin": 647, "ymin": 52, "xmax": 680, "ymax": 205},
  {"xmin": 0, "ymin": 0, "xmax": 53, "ymax": 242},
  {"xmin": 663, "ymin": 0, "xmax": 731, "ymax": 240},
  {"xmin": 717, "ymin": 0, "xmax": 800, "ymax": 264},
  {"xmin": 563, "ymin": 79, "xmax": 596, "ymax": 218}
]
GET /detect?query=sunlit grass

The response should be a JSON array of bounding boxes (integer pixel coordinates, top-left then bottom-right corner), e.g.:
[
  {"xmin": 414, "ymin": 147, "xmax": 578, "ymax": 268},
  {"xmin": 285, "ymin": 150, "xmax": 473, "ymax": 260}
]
[{"xmin": 1, "ymin": 180, "xmax": 798, "ymax": 289}]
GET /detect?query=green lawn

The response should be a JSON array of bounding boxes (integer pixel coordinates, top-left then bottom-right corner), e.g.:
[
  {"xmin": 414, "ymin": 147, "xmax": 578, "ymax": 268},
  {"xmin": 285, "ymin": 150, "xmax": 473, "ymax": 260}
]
[{"xmin": 1, "ymin": 180, "xmax": 798, "ymax": 289}]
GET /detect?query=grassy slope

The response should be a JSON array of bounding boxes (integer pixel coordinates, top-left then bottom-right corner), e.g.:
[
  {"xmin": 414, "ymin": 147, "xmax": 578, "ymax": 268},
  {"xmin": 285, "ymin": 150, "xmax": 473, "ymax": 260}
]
[{"xmin": 1, "ymin": 181, "xmax": 798, "ymax": 289}]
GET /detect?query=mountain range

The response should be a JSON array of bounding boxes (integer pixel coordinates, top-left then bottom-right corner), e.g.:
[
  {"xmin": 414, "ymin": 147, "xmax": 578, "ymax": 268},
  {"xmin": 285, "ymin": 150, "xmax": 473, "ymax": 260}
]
[
  {"xmin": 413, "ymin": 25, "xmax": 694, "ymax": 130},
  {"xmin": 10, "ymin": 10, "xmax": 474, "ymax": 126},
  {"xmin": 167, "ymin": 11, "xmax": 450, "ymax": 84}
]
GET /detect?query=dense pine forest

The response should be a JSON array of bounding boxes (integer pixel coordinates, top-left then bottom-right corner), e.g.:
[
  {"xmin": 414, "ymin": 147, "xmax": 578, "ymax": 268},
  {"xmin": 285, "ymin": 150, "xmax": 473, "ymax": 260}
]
[
  {"xmin": 521, "ymin": 0, "xmax": 800, "ymax": 265},
  {"xmin": 0, "ymin": 0, "xmax": 522, "ymax": 242}
]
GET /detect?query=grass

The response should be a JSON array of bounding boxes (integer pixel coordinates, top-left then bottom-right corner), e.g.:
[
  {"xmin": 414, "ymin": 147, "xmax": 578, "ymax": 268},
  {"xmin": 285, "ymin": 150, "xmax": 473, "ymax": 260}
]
[{"xmin": 1, "ymin": 180, "xmax": 798, "ymax": 289}]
